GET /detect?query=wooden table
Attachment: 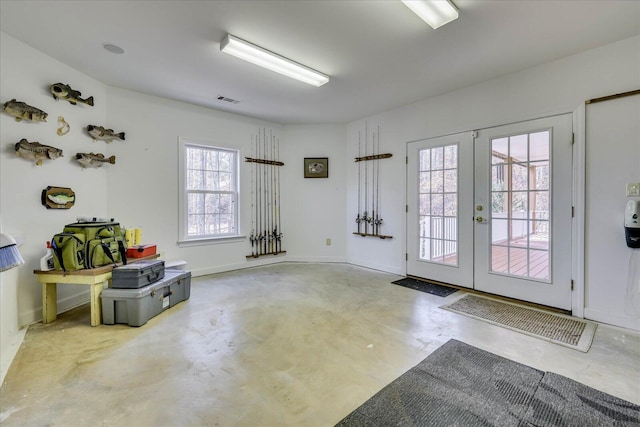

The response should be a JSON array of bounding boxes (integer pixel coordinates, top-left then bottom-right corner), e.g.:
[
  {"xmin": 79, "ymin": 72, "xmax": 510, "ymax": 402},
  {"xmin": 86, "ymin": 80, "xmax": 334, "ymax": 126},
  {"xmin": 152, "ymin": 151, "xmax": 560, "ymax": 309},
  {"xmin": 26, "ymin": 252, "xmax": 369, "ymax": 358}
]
[{"xmin": 34, "ymin": 255, "xmax": 160, "ymax": 326}]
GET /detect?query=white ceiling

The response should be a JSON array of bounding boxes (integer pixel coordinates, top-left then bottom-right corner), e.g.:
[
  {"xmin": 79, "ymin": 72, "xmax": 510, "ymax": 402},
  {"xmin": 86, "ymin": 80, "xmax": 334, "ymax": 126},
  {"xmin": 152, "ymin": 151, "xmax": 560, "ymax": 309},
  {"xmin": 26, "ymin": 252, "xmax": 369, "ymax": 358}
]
[{"xmin": 1, "ymin": 1, "xmax": 638, "ymax": 125}]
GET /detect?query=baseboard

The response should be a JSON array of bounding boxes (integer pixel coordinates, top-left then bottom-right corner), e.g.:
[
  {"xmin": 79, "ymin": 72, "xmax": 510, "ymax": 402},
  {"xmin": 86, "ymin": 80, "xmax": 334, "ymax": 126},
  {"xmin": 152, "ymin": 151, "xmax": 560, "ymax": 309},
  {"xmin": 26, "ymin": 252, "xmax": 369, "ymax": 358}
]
[
  {"xmin": 348, "ymin": 257, "xmax": 404, "ymax": 275},
  {"xmin": 583, "ymin": 307, "xmax": 640, "ymax": 332},
  {"xmin": 190, "ymin": 255, "xmax": 291, "ymax": 277},
  {"xmin": 284, "ymin": 256, "xmax": 347, "ymax": 264},
  {"xmin": 1, "ymin": 326, "xmax": 27, "ymax": 387},
  {"xmin": 189, "ymin": 255, "xmax": 351, "ymax": 277}
]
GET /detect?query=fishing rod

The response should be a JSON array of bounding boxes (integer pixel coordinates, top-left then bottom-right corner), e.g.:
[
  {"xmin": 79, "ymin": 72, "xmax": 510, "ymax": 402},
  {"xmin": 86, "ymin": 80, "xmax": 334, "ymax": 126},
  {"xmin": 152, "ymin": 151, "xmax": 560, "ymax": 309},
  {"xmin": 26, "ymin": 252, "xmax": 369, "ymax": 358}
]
[
  {"xmin": 250, "ymin": 136, "xmax": 256, "ymax": 256},
  {"xmin": 272, "ymin": 134, "xmax": 277, "ymax": 253},
  {"xmin": 356, "ymin": 130, "xmax": 362, "ymax": 234},
  {"xmin": 257, "ymin": 129, "xmax": 261, "ymax": 256},
  {"xmin": 375, "ymin": 125, "xmax": 382, "ymax": 236},
  {"xmin": 263, "ymin": 128, "xmax": 268, "ymax": 255},
  {"xmin": 371, "ymin": 130, "xmax": 376, "ymax": 235},
  {"xmin": 364, "ymin": 122, "xmax": 369, "ymax": 235},
  {"xmin": 269, "ymin": 130, "xmax": 274, "ymax": 253},
  {"xmin": 276, "ymin": 137, "xmax": 282, "ymax": 253}
]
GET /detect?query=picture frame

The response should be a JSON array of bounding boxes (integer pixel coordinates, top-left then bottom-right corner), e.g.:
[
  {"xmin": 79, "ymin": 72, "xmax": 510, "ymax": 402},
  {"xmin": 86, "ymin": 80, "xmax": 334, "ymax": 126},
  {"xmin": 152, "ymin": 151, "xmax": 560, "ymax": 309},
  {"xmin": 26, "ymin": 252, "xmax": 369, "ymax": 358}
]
[{"xmin": 304, "ymin": 157, "xmax": 329, "ymax": 178}]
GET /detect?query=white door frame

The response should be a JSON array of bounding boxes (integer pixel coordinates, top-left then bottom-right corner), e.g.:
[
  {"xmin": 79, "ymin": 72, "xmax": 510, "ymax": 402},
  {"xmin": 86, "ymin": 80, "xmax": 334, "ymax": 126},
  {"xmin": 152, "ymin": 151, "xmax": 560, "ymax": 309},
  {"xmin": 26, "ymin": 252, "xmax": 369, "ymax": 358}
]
[{"xmin": 404, "ymin": 106, "xmax": 586, "ymax": 316}]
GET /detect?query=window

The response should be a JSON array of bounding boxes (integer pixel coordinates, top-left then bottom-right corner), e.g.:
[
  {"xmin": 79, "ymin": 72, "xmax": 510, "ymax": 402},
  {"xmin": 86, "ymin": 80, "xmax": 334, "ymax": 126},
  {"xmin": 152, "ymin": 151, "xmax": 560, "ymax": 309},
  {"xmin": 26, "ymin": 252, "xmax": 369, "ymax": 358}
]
[
  {"xmin": 418, "ymin": 143, "xmax": 458, "ymax": 265},
  {"xmin": 178, "ymin": 138, "xmax": 240, "ymax": 243}
]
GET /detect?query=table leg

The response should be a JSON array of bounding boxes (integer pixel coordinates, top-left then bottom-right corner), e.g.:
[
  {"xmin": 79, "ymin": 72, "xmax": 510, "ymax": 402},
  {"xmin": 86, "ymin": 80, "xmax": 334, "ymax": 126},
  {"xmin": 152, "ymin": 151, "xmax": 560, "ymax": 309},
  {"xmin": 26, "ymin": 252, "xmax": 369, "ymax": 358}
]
[
  {"xmin": 89, "ymin": 281, "xmax": 106, "ymax": 327},
  {"xmin": 41, "ymin": 282, "xmax": 57, "ymax": 324}
]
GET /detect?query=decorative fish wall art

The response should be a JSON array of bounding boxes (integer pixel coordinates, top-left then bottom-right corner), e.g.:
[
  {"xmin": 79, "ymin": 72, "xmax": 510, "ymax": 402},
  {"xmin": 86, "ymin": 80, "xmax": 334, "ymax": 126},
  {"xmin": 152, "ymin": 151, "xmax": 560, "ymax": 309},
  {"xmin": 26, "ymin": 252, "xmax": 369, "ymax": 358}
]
[
  {"xmin": 75, "ymin": 152, "xmax": 116, "ymax": 168},
  {"xmin": 41, "ymin": 186, "xmax": 75, "ymax": 209},
  {"xmin": 2, "ymin": 99, "xmax": 48, "ymax": 122},
  {"xmin": 14, "ymin": 138, "xmax": 63, "ymax": 165},
  {"xmin": 50, "ymin": 83, "xmax": 94, "ymax": 106},
  {"xmin": 86, "ymin": 124, "xmax": 125, "ymax": 142}
]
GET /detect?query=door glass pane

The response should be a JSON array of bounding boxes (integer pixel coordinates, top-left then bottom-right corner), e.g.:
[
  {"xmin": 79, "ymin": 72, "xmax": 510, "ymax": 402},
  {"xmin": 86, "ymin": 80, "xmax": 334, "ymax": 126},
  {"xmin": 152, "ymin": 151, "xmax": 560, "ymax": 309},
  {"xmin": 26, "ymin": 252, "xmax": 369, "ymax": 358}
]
[
  {"xmin": 418, "ymin": 143, "xmax": 458, "ymax": 265},
  {"xmin": 489, "ymin": 130, "xmax": 551, "ymax": 281}
]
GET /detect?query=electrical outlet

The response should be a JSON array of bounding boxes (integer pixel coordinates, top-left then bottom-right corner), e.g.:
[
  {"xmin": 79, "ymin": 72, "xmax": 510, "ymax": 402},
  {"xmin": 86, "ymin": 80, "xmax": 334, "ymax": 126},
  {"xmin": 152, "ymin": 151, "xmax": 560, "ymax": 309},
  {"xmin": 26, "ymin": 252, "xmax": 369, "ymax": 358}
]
[
  {"xmin": 326, "ymin": 238, "xmax": 331, "ymax": 246},
  {"xmin": 627, "ymin": 182, "xmax": 640, "ymax": 197}
]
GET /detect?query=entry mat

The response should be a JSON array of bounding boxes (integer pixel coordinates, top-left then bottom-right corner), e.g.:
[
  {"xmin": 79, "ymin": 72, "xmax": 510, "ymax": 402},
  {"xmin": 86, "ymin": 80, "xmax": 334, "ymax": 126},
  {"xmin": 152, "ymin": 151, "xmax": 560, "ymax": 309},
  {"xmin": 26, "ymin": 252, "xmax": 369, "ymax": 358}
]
[
  {"xmin": 440, "ymin": 294, "xmax": 597, "ymax": 352},
  {"xmin": 335, "ymin": 339, "xmax": 639, "ymax": 427},
  {"xmin": 391, "ymin": 277, "xmax": 458, "ymax": 297}
]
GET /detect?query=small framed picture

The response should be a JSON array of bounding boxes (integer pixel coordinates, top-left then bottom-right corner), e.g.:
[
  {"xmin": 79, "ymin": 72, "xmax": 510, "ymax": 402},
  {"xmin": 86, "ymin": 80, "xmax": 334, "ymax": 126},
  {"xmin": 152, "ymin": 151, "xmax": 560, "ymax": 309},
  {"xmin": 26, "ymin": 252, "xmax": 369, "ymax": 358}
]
[{"xmin": 304, "ymin": 157, "xmax": 329, "ymax": 178}]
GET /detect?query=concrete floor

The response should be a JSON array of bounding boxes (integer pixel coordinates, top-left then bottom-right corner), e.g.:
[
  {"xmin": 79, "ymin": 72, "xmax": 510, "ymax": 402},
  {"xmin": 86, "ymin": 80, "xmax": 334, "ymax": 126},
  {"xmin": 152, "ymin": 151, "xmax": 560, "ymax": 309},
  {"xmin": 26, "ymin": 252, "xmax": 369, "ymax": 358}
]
[{"xmin": 1, "ymin": 262, "xmax": 639, "ymax": 426}]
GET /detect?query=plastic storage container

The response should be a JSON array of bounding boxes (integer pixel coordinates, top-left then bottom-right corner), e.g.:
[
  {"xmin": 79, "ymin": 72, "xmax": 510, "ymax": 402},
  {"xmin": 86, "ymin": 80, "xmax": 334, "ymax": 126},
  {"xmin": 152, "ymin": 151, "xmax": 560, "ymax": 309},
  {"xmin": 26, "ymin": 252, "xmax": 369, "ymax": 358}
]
[
  {"xmin": 111, "ymin": 259, "xmax": 165, "ymax": 289},
  {"xmin": 101, "ymin": 270, "xmax": 191, "ymax": 326}
]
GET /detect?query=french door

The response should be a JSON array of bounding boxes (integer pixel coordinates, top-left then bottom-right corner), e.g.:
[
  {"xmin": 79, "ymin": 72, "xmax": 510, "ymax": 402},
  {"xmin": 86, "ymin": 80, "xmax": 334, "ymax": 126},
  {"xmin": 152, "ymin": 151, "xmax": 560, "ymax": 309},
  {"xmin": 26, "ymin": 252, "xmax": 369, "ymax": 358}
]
[{"xmin": 407, "ymin": 114, "xmax": 573, "ymax": 310}]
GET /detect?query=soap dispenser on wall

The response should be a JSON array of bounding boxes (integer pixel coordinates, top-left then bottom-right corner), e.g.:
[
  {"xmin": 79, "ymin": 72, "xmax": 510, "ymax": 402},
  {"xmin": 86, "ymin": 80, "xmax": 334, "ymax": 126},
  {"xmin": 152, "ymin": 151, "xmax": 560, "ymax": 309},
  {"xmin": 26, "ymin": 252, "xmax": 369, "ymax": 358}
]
[
  {"xmin": 624, "ymin": 199, "xmax": 640, "ymax": 317},
  {"xmin": 625, "ymin": 200, "xmax": 640, "ymax": 248}
]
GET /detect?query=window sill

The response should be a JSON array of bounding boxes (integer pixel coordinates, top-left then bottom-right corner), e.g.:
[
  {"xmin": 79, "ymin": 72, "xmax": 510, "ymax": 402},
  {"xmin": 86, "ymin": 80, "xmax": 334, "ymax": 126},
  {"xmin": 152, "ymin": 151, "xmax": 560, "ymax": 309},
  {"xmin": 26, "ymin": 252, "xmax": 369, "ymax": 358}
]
[{"xmin": 178, "ymin": 235, "xmax": 246, "ymax": 248}]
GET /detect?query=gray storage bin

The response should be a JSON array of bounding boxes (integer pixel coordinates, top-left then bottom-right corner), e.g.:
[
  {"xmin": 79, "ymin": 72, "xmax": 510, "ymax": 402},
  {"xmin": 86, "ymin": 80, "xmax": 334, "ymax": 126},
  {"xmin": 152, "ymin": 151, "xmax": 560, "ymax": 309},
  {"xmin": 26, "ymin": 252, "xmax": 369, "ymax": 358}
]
[
  {"xmin": 102, "ymin": 269, "xmax": 191, "ymax": 326},
  {"xmin": 111, "ymin": 260, "xmax": 165, "ymax": 289}
]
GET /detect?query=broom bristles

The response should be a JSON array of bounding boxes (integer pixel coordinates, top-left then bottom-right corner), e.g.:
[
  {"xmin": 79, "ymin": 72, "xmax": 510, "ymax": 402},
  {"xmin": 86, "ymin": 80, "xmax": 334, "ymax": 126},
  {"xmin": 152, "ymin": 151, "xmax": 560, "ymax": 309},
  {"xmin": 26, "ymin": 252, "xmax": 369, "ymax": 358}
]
[{"xmin": 0, "ymin": 243, "xmax": 25, "ymax": 272}]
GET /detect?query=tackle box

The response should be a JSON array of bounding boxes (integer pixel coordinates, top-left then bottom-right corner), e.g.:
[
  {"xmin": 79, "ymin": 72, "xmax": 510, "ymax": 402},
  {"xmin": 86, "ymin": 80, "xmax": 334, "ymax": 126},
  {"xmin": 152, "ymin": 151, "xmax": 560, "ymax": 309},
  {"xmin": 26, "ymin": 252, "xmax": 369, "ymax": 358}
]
[
  {"xmin": 111, "ymin": 259, "xmax": 165, "ymax": 289},
  {"xmin": 101, "ymin": 269, "xmax": 191, "ymax": 327},
  {"xmin": 126, "ymin": 244, "xmax": 157, "ymax": 259}
]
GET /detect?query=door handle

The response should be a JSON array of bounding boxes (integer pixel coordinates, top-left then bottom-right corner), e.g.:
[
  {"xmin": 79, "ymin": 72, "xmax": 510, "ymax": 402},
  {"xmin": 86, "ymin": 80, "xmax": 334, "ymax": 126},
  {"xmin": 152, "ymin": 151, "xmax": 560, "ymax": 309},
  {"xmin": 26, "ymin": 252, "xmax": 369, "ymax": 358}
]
[{"xmin": 475, "ymin": 216, "xmax": 486, "ymax": 223}]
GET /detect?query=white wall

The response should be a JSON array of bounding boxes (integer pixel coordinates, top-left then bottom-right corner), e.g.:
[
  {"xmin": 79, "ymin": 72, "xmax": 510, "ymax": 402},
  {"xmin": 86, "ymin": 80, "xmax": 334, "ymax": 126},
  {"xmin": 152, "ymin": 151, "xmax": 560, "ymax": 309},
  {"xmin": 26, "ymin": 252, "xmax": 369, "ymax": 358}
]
[
  {"xmin": 105, "ymin": 89, "xmax": 348, "ymax": 276},
  {"xmin": 1, "ymin": 32, "xmax": 109, "ymax": 382},
  {"xmin": 584, "ymin": 94, "xmax": 640, "ymax": 330},
  {"xmin": 105, "ymin": 87, "xmax": 283, "ymax": 276},
  {"xmin": 281, "ymin": 125, "xmax": 347, "ymax": 263},
  {"xmin": 346, "ymin": 35, "xmax": 640, "ymax": 330}
]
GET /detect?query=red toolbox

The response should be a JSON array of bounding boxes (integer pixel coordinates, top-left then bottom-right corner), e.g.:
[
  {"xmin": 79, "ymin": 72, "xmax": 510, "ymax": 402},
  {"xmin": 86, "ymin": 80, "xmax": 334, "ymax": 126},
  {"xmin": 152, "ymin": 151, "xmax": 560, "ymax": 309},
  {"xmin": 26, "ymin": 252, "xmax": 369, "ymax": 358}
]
[{"xmin": 126, "ymin": 244, "xmax": 157, "ymax": 258}]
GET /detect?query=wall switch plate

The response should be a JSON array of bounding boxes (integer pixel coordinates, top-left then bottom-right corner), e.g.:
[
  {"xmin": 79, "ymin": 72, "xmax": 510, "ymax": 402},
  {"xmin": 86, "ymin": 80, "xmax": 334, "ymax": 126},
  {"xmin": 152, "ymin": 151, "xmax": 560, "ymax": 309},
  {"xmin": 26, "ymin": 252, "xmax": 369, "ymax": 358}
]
[
  {"xmin": 326, "ymin": 238, "xmax": 331, "ymax": 246},
  {"xmin": 627, "ymin": 182, "xmax": 640, "ymax": 197}
]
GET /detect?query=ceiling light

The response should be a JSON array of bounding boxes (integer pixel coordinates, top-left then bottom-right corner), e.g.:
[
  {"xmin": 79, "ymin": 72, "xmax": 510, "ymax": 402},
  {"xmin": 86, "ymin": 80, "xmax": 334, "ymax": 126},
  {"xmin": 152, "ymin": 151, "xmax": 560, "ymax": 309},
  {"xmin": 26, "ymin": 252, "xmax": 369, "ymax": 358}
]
[
  {"xmin": 220, "ymin": 34, "xmax": 329, "ymax": 87},
  {"xmin": 401, "ymin": 0, "xmax": 459, "ymax": 29}
]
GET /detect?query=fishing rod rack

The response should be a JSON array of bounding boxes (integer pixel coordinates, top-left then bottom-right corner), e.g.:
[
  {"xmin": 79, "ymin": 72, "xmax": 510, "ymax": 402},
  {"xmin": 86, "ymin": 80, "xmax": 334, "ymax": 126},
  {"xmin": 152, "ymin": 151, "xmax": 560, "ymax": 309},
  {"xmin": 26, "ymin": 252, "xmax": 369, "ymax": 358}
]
[
  {"xmin": 246, "ymin": 128, "xmax": 286, "ymax": 259},
  {"xmin": 354, "ymin": 122, "xmax": 393, "ymax": 240}
]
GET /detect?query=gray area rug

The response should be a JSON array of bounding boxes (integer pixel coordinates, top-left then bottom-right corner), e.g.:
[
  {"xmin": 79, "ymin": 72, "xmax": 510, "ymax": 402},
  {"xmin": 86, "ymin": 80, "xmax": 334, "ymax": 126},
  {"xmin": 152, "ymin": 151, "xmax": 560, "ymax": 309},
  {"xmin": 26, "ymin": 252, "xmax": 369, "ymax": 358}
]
[
  {"xmin": 335, "ymin": 339, "xmax": 640, "ymax": 427},
  {"xmin": 440, "ymin": 294, "xmax": 597, "ymax": 352}
]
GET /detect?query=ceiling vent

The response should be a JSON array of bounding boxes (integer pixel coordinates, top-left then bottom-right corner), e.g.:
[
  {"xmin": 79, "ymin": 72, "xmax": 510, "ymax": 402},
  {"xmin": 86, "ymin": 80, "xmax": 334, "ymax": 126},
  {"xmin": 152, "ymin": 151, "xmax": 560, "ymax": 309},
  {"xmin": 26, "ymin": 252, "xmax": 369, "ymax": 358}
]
[{"xmin": 217, "ymin": 95, "xmax": 240, "ymax": 104}]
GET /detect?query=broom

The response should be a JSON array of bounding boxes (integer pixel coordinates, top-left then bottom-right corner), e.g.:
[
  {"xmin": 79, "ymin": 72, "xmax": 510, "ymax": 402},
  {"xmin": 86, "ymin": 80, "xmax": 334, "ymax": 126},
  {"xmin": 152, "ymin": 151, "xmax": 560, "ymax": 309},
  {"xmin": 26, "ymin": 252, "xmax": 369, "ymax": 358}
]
[{"xmin": 0, "ymin": 232, "xmax": 25, "ymax": 272}]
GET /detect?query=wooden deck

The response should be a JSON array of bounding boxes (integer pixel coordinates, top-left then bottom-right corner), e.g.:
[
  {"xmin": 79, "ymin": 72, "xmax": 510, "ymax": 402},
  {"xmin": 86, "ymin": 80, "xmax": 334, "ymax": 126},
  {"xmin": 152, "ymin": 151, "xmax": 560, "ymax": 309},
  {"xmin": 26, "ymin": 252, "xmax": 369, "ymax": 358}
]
[{"xmin": 430, "ymin": 233, "xmax": 550, "ymax": 280}]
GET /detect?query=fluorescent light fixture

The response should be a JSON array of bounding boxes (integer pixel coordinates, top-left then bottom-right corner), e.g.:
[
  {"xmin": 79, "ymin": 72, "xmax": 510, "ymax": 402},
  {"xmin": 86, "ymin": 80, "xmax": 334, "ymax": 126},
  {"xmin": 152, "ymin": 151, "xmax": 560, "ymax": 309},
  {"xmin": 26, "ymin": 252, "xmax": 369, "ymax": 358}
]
[
  {"xmin": 220, "ymin": 34, "xmax": 329, "ymax": 87},
  {"xmin": 401, "ymin": 0, "xmax": 459, "ymax": 29}
]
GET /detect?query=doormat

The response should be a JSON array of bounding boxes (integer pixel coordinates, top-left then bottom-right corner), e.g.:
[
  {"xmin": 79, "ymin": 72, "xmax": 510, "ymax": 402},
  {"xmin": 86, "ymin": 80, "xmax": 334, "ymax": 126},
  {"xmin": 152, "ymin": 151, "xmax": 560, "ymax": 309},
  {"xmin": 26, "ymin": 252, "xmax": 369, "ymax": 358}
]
[
  {"xmin": 391, "ymin": 277, "xmax": 458, "ymax": 297},
  {"xmin": 335, "ymin": 339, "xmax": 639, "ymax": 426},
  {"xmin": 440, "ymin": 294, "xmax": 597, "ymax": 352}
]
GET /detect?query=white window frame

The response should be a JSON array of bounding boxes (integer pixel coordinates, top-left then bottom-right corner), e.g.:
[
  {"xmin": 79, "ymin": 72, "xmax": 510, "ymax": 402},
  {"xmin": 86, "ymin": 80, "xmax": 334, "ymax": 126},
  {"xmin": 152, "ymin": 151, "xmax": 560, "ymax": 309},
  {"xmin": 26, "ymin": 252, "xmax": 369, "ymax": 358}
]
[{"xmin": 178, "ymin": 137, "xmax": 243, "ymax": 246}]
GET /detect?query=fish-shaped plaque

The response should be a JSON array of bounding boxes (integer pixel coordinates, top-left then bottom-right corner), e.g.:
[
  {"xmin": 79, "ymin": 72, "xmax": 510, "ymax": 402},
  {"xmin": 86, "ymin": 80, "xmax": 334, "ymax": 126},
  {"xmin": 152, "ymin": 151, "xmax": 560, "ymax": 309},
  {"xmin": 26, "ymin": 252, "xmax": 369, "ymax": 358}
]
[
  {"xmin": 50, "ymin": 83, "xmax": 94, "ymax": 106},
  {"xmin": 2, "ymin": 99, "xmax": 48, "ymax": 122},
  {"xmin": 14, "ymin": 138, "xmax": 63, "ymax": 165},
  {"xmin": 75, "ymin": 152, "xmax": 116, "ymax": 168},
  {"xmin": 86, "ymin": 124, "xmax": 125, "ymax": 142},
  {"xmin": 41, "ymin": 186, "xmax": 75, "ymax": 209}
]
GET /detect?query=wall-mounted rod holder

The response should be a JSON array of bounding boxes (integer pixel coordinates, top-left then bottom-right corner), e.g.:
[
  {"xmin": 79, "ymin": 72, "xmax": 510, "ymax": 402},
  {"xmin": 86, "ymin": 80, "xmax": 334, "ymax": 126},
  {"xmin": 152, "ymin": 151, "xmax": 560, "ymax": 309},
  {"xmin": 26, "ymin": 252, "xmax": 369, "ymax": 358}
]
[
  {"xmin": 352, "ymin": 232, "xmax": 393, "ymax": 240},
  {"xmin": 354, "ymin": 122, "xmax": 392, "ymax": 240},
  {"xmin": 355, "ymin": 153, "xmax": 392, "ymax": 162},
  {"xmin": 247, "ymin": 129, "xmax": 284, "ymax": 259},
  {"xmin": 246, "ymin": 250, "xmax": 287, "ymax": 259},
  {"xmin": 245, "ymin": 157, "xmax": 285, "ymax": 166}
]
